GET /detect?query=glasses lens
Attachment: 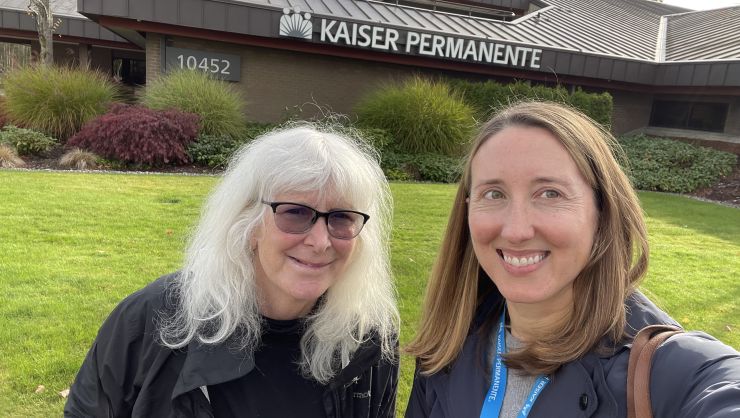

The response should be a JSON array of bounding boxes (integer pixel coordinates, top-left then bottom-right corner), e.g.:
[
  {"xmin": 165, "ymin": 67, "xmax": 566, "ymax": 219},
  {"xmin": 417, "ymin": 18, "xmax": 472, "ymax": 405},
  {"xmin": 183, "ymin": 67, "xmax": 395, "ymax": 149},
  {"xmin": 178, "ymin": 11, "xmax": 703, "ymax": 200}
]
[
  {"xmin": 328, "ymin": 211, "xmax": 365, "ymax": 239},
  {"xmin": 273, "ymin": 204, "xmax": 315, "ymax": 233}
]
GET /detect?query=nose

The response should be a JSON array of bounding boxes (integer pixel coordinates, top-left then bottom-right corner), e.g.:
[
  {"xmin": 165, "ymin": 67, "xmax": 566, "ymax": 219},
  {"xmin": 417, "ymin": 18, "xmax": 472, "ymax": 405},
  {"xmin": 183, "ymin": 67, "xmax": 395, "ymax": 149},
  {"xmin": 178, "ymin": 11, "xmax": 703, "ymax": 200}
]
[
  {"xmin": 500, "ymin": 202, "xmax": 535, "ymax": 244},
  {"xmin": 303, "ymin": 216, "xmax": 332, "ymax": 251}
]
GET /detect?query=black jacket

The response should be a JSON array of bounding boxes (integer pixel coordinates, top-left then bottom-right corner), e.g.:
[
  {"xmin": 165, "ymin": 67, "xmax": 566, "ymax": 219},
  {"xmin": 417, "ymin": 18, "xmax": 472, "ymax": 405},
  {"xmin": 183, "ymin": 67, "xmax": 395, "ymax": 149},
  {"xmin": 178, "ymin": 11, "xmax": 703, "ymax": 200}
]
[
  {"xmin": 406, "ymin": 291, "xmax": 740, "ymax": 417},
  {"xmin": 65, "ymin": 274, "xmax": 399, "ymax": 417}
]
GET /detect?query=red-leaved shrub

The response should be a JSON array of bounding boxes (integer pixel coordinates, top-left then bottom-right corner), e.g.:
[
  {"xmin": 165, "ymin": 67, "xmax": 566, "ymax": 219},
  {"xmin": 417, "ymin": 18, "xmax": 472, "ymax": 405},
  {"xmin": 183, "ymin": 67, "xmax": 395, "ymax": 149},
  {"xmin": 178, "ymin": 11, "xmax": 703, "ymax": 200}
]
[{"xmin": 67, "ymin": 103, "xmax": 199, "ymax": 165}]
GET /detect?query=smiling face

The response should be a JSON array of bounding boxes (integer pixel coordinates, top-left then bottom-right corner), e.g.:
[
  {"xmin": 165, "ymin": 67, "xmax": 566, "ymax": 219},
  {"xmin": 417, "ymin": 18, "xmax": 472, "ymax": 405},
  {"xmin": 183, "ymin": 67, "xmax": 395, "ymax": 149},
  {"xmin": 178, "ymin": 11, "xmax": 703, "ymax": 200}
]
[
  {"xmin": 467, "ymin": 125, "xmax": 599, "ymax": 314},
  {"xmin": 252, "ymin": 191, "xmax": 358, "ymax": 320}
]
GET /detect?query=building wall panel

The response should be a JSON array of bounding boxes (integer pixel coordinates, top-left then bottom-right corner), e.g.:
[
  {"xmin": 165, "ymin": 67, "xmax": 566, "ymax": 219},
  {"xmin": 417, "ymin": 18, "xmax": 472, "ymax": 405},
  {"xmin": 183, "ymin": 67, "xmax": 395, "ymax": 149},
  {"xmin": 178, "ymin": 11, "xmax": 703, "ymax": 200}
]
[
  {"xmin": 82, "ymin": 0, "xmax": 103, "ymax": 15},
  {"xmin": 130, "ymin": 0, "xmax": 155, "ymax": 21},
  {"xmin": 102, "ymin": 0, "xmax": 128, "ymax": 17},
  {"xmin": 691, "ymin": 64, "xmax": 710, "ymax": 86},
  {"xmin": 2, "ymin": 11, "xmax": 21, "ymax": 29},
  {"xmin": 611, "ymin": 60, "xmax": 626, "ymax": 82},
  {"xmin": 18, "ymin": 13, "xmax": 35, "ymax": 31},
  {"xmin": 203, "ymin": 2, "xmax": 227, "ymax": 32},
  {"xmin": 155, "ymin": 0, "xmax": 179, "ymax": 25},
  {"xmin": 677, "ymin": 64, "xmax": 694, "ymax": 85},
  {"xmin": 726, "ymin": 63, "xmax": 740, "ymax": 85},
  {"xmin": 708, "ymin": 64, "xmax": 727, "ymax": 85},
  {"xmin": 248, "ymin": 8, "xmax": 274, "ymax": 37},
  {"xmin": 180, "ymin": 0, "xmax": 204, "ymax": 27},
  {"xmin": 584, "ymin": 56, "xmax": 599, "ymax": 78},
  {"xmin": 226, "ymin": 5, "xmax": 250, "ymax": 34}
]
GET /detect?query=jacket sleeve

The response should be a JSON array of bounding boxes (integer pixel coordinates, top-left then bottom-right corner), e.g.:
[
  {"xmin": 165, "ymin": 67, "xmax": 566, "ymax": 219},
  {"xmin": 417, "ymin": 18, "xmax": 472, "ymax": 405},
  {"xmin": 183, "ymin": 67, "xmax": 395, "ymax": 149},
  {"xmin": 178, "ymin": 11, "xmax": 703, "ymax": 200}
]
[
  {"xmin": 404, "ymin": 360, "xmax": 432, "ymax": 418},
  {"xmin": 64, "ymin": 283, "xmax": 163, "ymax": 417},
  {"xmin": 376, "ymin": 350, "xmax": 400, "ymax": 418},
  {"xmin": 651, "ymin": 331, "xmax": 740, "ymax": 418}
]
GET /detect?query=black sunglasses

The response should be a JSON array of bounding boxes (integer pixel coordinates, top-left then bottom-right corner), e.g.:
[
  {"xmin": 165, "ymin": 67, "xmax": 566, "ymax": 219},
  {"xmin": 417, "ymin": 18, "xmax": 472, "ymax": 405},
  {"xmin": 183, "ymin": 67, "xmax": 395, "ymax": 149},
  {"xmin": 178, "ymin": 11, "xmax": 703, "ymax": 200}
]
[{"xmin": 262, "ymin": 201, "xmax": 370, "ymax": 240}]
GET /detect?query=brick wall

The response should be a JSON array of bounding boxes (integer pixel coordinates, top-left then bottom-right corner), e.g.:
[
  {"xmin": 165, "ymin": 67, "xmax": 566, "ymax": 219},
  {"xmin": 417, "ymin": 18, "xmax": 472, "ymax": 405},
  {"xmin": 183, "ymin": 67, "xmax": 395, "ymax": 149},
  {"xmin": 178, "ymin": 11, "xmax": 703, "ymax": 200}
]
[
  {"xmin": 146, "ymin": 33, "xmax": 163, "ymax": 85},
  {"xmin": 145, "ymin": 33, "xmax": 446, "ymax": 122},
  {"xmin": 611, "ymin": 90, "xmax": 653, "ymax": 135}
]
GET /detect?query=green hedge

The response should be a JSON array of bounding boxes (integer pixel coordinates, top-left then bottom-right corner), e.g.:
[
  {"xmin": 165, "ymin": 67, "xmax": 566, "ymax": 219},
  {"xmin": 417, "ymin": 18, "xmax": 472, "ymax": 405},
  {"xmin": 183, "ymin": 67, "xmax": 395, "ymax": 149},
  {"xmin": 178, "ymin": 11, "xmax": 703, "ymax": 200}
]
[
  {"xmin": 381, "ymin": 150, "xmax": 463, "ymax": 183},
  {"xmin": 448, "ymin": 79, "xmax": 613, "ymax": 128},
  {"xmin": 187, "ymin": 122, "xmax": 275, "ymax": 168},
  {"xmin": 619, "ymin": 135, "xmax": 737, "ymax": 193}
]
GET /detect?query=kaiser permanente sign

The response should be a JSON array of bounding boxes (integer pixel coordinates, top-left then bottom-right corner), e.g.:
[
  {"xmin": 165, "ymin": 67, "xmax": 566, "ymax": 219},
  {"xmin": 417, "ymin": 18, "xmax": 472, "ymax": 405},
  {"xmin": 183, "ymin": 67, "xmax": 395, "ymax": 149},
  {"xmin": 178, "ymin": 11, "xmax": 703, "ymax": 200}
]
[
  {"xmin": 321, "ymin": 19, "xmax": 542, "ymax": 69},
  {"xmin": 278, "ymin": 11, "xmax": 543, "ymax": 70}
]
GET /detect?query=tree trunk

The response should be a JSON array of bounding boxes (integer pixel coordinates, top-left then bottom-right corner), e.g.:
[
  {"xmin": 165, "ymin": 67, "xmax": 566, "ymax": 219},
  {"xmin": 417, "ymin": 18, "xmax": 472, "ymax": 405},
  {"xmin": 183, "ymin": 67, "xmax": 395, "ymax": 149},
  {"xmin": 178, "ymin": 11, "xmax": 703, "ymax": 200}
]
[{"xmin": 28, "ymin": 0, "xmax": 54, "ymax": 66}]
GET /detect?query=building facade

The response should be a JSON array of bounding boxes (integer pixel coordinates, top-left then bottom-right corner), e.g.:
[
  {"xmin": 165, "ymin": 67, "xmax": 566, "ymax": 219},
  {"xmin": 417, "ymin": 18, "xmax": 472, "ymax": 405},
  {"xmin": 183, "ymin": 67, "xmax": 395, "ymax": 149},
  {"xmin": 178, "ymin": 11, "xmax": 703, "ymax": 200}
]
[{"xmin": 3, "ymin": 0, "xmax": 739, "ymax": 143}]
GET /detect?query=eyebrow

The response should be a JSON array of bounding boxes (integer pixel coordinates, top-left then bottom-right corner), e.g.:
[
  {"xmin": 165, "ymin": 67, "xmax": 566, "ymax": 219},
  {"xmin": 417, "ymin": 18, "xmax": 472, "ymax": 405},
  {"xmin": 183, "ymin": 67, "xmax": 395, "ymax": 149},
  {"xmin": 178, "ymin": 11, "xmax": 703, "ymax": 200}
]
[{"xmin": 472, "ymin": 176, "xmax": 574, "ymax": 189}]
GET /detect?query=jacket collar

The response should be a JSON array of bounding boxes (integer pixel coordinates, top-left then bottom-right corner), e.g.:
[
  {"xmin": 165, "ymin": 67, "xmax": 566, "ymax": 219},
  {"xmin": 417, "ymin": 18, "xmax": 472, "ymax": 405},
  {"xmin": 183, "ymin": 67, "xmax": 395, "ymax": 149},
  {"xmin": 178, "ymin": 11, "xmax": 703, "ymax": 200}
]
[
  {"xmin": 170, "ymin": 330, "xmax": 386, "ymax": 400},
  {"xmin": 171, "ymin": 337, "xmax": 256, "ymax": 400}
]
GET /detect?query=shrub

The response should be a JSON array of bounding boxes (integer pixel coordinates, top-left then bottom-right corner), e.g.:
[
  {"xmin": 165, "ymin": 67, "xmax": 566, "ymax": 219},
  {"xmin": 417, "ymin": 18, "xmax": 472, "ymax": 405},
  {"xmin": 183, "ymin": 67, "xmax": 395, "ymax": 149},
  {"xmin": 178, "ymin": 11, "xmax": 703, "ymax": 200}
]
[
  {"xmin": 356, "ymin": 76, "xmax": 475, "ymax": 156},
  {"xmin": 67, "ymin": 104, "xmax": 199, "ymax": 166},
  {"xmin": 448, "ymin": 79, "xmax": 613, "ymax": 128},
  {"xmin": 187, "ymin": 134, "xmax": 241, "ymax": 168},
  {"xmin": 59, "ymin": 148, "xmax": 99, "ymax": 170},
  {"xmin": 0, "ymin": 125, "xmax": 57, "ymax": 155},
  {"xmin": 567, "ymin": 88, "xmax": 613, "ymax": 128},
  {"xmin": 141, "ymin": 70, "xmax": 246, "ymax": 138},
  {"xmin": 1, "ymin": 65, "xmax": 117, "ymax": 140},
  {"xmin": 0, "ymin": 143, "xmax": 24, "ymax": 168},
  {"xmin": 0, "ymin": 96, "xmax": 10, "ymax": 128},
  {"xmin": 188, "ymin": 122, "xmax": 275, "ymax": 168},
  {"xmin": 619, "ymin": 135, "xmax": 737, "ymax": 193},
  {"xmin": 381, "ymin": 150, "xmax": 463, "ymax": 183}
]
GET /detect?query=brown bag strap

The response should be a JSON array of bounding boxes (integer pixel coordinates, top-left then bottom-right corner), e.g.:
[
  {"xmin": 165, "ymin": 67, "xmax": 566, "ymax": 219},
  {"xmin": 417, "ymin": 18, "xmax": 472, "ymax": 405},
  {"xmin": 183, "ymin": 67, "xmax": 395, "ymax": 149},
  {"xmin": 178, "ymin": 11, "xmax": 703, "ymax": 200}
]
[{"xmin": 626, "ymin": 325, "xmax": 683, "ymax": 418}]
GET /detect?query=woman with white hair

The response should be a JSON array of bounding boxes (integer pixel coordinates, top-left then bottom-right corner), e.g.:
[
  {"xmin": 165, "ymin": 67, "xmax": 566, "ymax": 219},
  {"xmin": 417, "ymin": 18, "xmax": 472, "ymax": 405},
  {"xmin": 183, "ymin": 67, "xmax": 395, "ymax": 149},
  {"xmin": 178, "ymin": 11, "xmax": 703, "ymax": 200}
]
[{"xmin": 65, "ymin": 125, "xmax": 400, "ymax": 417}]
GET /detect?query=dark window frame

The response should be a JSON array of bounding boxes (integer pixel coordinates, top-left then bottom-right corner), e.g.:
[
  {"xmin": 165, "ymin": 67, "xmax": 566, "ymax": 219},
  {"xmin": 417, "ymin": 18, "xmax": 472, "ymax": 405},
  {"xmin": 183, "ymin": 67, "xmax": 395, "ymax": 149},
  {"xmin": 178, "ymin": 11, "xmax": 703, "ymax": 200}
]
[{"xmin": 649, "ymin": 100, "xmax": 728, "ymax": 133}]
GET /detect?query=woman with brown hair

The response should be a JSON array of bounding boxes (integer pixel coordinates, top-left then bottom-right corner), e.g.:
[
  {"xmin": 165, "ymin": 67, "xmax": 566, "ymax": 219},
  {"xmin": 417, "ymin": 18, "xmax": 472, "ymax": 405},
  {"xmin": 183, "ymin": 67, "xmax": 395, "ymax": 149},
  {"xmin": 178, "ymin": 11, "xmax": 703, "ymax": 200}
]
[{"xmin": 405, "ymin": 101, "xmax": 740, "ymax": 417}]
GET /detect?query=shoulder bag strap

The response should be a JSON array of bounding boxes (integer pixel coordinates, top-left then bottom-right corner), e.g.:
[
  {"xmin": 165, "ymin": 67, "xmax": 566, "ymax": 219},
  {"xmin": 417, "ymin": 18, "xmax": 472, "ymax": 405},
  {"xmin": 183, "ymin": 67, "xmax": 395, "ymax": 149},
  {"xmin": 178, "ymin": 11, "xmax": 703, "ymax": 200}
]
[{"xmin": 626, "ymin": 325, "xmax": 683, "ymax": 418}]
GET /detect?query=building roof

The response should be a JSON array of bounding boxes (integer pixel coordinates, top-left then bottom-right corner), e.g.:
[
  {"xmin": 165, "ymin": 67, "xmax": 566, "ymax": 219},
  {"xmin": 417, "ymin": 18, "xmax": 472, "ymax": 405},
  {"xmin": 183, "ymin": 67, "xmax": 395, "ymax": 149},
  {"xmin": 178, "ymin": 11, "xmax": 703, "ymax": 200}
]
[
  {"xmin": 68, "ymin": 0, "xmax": 740, "ymax": 88},
  {"xmin": 0, "ymin": 0, "xmax": 132, "ymax": 45},
  {"xmin": 236, "ymin": 0, "xmax": 736, "ymax": 62},
  {"xmin": 0, "ymin": 0, "xmax": 84, "ymax": 18},
  {"xmin": 664, "ymin": 6, "xmax": 740, "ymax": 61}
]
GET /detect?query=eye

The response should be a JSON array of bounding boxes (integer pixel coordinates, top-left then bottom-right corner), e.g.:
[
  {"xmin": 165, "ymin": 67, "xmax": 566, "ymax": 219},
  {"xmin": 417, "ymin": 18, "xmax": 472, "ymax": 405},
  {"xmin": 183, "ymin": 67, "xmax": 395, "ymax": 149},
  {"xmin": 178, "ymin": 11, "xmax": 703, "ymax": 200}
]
[
  {"xmin": 539, "ymin": 189, "xmax": 561, "ymax": 199},
  {"xmin": 482, "ymin": 189, "xmax": 505, "ymax": 200}
]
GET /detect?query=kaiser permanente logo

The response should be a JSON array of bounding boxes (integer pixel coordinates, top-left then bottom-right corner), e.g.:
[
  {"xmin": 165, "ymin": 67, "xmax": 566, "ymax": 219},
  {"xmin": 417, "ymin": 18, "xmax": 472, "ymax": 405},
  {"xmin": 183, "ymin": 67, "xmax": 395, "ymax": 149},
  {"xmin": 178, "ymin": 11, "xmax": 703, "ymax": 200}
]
[{"xmin": 278, "ymin": 10, "xmax": 542, "ymax": 70}]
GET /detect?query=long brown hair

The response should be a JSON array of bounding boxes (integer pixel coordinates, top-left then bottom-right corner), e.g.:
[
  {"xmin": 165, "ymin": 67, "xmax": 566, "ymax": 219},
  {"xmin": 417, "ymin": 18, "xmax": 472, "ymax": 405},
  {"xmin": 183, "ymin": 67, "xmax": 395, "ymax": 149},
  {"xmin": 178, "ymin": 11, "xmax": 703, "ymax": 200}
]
[{"xmin": 406, "ymin": 101, "xmax": 649, "ymax": 375}]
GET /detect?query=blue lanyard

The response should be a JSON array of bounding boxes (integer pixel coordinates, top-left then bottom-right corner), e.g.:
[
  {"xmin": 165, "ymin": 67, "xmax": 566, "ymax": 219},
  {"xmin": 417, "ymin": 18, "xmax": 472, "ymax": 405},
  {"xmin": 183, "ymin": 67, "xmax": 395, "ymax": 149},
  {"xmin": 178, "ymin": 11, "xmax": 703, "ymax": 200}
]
[{"xmin": 480, "ymin": 313, "xmax": 550, "ymax": 418}]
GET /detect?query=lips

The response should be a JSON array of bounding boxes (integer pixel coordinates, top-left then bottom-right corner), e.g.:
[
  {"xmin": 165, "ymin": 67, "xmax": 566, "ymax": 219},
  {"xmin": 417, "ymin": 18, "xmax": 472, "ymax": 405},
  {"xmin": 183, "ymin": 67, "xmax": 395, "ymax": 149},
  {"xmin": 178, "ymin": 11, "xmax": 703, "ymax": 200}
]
[
  {"xmin": 289, "ymin": 256, "xmax": 332, "ymax": 268},
  {"xmin": 497, "ymin": 250, "xmax": 549, "ymax": 267}
]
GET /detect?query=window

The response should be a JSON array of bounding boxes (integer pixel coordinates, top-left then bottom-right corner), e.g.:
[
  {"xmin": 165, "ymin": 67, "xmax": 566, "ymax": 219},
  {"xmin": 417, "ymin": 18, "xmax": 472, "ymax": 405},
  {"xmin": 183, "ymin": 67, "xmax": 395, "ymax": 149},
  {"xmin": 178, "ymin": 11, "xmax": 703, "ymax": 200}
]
[
  {"xmin": 0, "ymin": 42, "xmax": 31, "ymax": 73},
  {"xmin": 649, "ymin": 100, "xmax": 728, "ymax": 133},
  {"xmin": 113, "ymin": 57, "xmax": 146, "ymax": 85}
]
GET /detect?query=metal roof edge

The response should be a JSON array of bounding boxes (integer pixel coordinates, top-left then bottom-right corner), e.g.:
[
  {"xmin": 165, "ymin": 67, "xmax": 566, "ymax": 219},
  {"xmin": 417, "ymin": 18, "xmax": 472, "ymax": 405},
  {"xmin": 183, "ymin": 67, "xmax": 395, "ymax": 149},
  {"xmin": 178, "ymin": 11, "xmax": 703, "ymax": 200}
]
[
  {"xmin": 510, "ymin": 4, "xmax": 557, "ymax": 24},
  {"xmin": 663, "ymin": 5, "xmax": 740, "ymax": 17}
]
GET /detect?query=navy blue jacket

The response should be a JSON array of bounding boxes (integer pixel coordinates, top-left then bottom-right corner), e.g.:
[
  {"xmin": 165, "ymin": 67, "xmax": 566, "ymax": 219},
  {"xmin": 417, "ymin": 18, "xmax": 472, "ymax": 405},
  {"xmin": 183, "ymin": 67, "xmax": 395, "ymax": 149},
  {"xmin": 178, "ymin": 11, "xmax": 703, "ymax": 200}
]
[
  {"xmin": 65, "ymin": 274, "xmax": 399, "ymax": 418},
  {"xmin": 406, "ymin": 292, "xmax": 740, "ymax": 417}
]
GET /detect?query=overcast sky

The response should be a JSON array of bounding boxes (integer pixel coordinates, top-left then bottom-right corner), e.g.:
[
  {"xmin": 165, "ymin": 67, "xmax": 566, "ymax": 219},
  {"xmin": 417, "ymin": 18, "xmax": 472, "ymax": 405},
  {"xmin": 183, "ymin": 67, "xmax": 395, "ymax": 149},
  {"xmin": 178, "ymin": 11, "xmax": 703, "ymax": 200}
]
[{"xmin": 662, "ymin": 0, "xmax": 740, "ymax": 10}]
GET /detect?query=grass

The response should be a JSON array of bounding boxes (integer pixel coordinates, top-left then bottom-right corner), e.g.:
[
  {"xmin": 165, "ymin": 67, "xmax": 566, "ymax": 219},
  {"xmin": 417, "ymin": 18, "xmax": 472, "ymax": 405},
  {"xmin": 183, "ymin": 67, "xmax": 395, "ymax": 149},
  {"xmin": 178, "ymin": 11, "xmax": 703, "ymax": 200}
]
[{"xmin": 0, "ymin": 171, "xmax": 737, "ymax": 417}]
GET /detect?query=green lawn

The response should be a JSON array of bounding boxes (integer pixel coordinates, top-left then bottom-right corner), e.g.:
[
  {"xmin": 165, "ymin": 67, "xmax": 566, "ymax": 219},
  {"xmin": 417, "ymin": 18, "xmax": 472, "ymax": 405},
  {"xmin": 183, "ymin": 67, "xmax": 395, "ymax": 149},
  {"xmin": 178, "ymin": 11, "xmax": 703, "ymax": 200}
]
[{"xmin": 0, "ymin": 171, "xmax": 737, "ymax": 417}]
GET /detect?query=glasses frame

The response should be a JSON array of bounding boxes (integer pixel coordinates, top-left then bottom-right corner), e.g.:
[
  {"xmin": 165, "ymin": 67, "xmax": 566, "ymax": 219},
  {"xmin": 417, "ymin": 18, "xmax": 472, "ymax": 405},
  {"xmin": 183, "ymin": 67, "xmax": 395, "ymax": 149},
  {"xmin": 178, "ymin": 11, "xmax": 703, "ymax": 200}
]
[{"xmin": 262, "ymin": 201, "xmax": 370, "ymax": 240}]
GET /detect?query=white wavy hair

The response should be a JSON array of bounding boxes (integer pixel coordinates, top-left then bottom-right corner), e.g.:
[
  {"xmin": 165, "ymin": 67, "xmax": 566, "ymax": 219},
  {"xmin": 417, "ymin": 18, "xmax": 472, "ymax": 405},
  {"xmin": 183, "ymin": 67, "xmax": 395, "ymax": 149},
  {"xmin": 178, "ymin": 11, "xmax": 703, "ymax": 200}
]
[{"xmin": 159, "ymin": 124, "xmax": 398, "ymax": 383}]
